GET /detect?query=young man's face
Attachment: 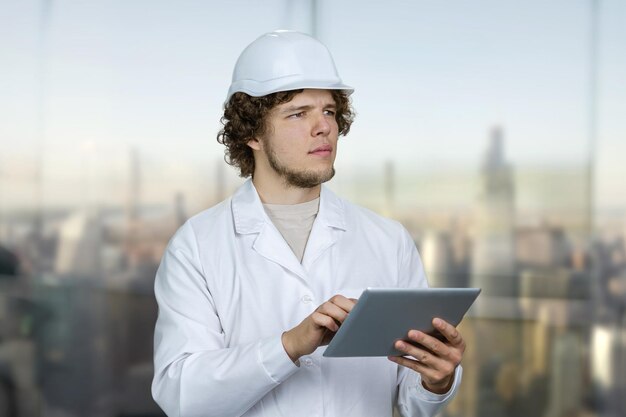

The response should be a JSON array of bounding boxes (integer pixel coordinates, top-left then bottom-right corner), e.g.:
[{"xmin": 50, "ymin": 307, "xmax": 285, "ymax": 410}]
[{"xmin": 252, "ymin": 89, "xmax": 339, "ymax": 188}]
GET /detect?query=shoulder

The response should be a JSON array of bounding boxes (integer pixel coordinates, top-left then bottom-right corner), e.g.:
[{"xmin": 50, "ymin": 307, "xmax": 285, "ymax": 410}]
[
  {"xmin": 336, "ymin": 194, "xmax": 408, "ymax": 243},
  {"xmin": 168, "ymin": 198, "xmax": 233, "ymax": 252},
  {"xmin": 332, "ymin": 193, "xmax": 423, "ymax": 286}
]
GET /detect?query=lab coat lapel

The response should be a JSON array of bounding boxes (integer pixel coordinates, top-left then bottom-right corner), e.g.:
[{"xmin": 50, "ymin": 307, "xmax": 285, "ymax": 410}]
[
  {"xmin": 302, "ymin": 185, "xmax": 347, "ymax": 269},
  {"xmin": 231, "ymin": 180, "xmax": 307, "ymax": 281},
  {"xmin": 253, "ymin": 226, "xmax": 307, "ymax": 281}
]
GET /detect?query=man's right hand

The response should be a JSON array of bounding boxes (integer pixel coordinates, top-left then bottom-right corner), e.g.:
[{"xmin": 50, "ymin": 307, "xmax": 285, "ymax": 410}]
[{"xmin": 281, "ymin": 295, "xmax": 356, "ymax": 363}]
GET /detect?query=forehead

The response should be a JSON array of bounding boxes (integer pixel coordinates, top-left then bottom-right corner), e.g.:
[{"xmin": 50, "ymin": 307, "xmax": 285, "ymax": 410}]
[{"xmin": 278, "ymin": 89, "xmax": 336, "ymax": 108}]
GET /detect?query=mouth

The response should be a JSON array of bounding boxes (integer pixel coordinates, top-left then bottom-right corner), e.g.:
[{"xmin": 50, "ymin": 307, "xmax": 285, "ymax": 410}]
[{"xmin": 309, "ymin": 145, "xmax": 333, "ymax": 156}]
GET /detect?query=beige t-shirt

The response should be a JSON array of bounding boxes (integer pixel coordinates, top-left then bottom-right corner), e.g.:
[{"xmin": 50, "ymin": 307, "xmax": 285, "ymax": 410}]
[{"xmin": 263, "ymin": 197, "xmax": 320, "ymax": 263}]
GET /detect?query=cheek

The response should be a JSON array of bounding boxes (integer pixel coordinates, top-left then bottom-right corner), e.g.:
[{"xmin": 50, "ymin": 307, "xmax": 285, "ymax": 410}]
[
  {"xmin": 268, "ymin": 137, "xmax": 304, "ymax": 162},
  {"xmin": 277, "ymin": 128, "xmax": 309, "ymax": 151},
  {"xmin": 330, "ymin": 122, "xmax": 339, "ymax": 139}
]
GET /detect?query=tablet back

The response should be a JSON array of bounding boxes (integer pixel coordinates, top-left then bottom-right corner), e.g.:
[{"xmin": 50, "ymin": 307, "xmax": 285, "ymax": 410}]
[{"xmin": 323, "ymin": 287, "xmax": 481, "ymax": 357}]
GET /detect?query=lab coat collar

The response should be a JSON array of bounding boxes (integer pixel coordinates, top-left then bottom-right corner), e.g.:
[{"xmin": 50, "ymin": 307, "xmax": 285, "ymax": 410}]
[
  {"xmin": 317, "ymin": 184, "xmax": 347, "ymax": 232},
  {"xmin": 231, "ymin": 179, "xmax": 347, "ymax": 235},
  {"xmin": 231, "ymin": 180, "xmax": 267, "ymax": 235},
  {"xmin": 231, "ymin": 179, "xmax": 347, "ymax": 278},
  {"xmin": 302, "ymin": 184, "xmax": 347, "ymax": 268}
]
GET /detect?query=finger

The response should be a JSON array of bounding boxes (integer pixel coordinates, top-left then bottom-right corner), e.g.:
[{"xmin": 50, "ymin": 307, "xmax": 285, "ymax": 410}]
[
  {"xmin": 406, "ymin": 330, "xmax": 450, "ymax": 358},
  {"xmin": 388, "ymin": 354, "xmax": 426, "ymax": 374},
  {"xmin": 432, "ymin": 318, "xmax": 465, "ymax": 349},
  {"xmin": 393, "ymin": 339, "xmax": 446, "ymax": 369},
  {"xmin": 389, "ymin": 355, "xmax": 455, "ymax": 392},
  {"xmin": 329, "ymin": 294, "xmax": 357, "ymax": 313},
  {"xmin": 391, "ymin": 340, "xmax": 457, "ymax": 383},
  {"xmin": 311, "ymin": 311, "xmax": 340, "ymax": 332},
  {"xmin": 316, "ymin": 302, "xmax": 349, "ymax": 325}
]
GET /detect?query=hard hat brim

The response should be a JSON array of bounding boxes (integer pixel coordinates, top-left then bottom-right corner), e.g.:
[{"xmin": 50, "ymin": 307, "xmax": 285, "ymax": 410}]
[{"xmin": 226, "ymin": 80, "xmax": 354, "ymax": 106}]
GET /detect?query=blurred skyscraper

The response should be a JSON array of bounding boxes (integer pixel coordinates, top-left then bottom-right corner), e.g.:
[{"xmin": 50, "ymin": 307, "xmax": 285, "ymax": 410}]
[
  {"xmin": 471, "ymin": 127, "xmax": 516, "ymax": 297},
  {"xmin": 54, "ymin": 211, "xmax": 102, "ymax": 277},
  {"xmin": 591, "ymin": 236, "xmax": 626, "ymax": 417},
  {"xmin": 421, "ymin": 230, "xmax": 470, "ymax": 289},
  {"xmin": 126, "ymin": 147, "xmax": 141, "ymax": 224}
]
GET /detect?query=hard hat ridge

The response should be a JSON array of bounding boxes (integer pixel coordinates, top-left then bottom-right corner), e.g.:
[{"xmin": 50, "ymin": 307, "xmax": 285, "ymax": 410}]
[{"xmin": 226, "ymin": 30, "xmax": 353, "ymax": 104}]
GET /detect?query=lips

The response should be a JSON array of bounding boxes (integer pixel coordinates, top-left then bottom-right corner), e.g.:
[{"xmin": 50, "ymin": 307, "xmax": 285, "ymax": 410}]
[{"xmin": 309, "ymin": 145, "xmax": 333, "ymax": 155}]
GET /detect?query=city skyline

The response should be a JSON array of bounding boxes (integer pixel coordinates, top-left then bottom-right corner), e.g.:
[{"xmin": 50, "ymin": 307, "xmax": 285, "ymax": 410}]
[{"xmin": 1, "ymin": 0, "xmax": 625, "ymax": 211}]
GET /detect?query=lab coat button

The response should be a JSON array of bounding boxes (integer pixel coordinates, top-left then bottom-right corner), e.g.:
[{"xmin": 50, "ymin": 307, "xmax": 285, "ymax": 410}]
[
  {"xmin": 301, "ymin": 294, "xmax": 313, "ymax": 304},
  {"xmin": 303, "ymin": 358, "xmax": 313, "ymax": 366}
]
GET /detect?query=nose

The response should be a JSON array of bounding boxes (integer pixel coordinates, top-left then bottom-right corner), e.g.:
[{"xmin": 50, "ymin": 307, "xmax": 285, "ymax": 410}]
[{"xmin": 312, "ymin": 112, "xmax": 331, "ymax": 137}]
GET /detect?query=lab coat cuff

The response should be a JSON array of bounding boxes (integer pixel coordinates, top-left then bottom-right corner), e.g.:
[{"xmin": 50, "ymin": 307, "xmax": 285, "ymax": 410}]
[
  {"xmin": 258, "ymin": 336, "xmax": 300, "ymax": 384},
  {"xmin": 415, "ymin": 365, "xmax": 463, "ymax": 402}
]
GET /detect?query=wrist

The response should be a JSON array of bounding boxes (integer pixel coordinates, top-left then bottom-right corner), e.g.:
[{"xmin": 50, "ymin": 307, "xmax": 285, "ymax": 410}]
[
  {"xmin": 281, "ymin": 331, "xmax": 301, "ymax": 363},
  {"xmin": 422, "ymin": 375, "xmax": 453, "ymax": 394}
]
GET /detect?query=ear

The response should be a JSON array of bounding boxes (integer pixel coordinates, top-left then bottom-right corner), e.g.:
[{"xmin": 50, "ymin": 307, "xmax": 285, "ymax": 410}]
[{"xmin": 247, "ymin": 137, "xmax": 263, "ymax": 151}]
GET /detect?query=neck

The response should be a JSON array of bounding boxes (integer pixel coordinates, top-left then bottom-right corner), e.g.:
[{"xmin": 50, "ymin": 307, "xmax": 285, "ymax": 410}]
[{"xmin": 252, "ymin": 174, "xmax": 321, "ymax": 205}]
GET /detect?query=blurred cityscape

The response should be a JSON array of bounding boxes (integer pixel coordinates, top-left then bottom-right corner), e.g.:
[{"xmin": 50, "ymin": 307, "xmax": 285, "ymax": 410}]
[
  {"xmin": 0, "ymin": 128, "xmax": 624, "ymax": 417},
  {"xmin": 2, "ymin": 1, "xmax": 625, "ymax": 416}
]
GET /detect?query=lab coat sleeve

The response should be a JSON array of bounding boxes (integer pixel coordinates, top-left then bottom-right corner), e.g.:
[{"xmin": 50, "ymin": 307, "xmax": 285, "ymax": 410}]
[
  {"xmin": 395, "ymin": 226, "xmax": 462, "ymax": 417},
  {"xmin": 151, "ymin": 223, "xmax": 300, "ymax": 417}
]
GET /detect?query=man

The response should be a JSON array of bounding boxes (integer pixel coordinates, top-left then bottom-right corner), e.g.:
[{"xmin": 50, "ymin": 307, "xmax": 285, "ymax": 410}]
[{"xmin": 152, "ymin": 30, "xmax": 465, "ymax": 417}]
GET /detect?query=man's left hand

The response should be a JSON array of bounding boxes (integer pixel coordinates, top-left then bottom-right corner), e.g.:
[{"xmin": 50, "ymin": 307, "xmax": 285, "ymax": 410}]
[{"xmin": 388, "ymin": 318, "xmax": 465, "ymax": 394}]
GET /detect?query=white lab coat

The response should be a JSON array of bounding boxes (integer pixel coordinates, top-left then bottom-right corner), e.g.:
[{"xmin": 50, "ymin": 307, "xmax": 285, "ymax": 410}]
[{"xmin": 152, "ymin": 179, "xmax": 461, "ymax": 417}]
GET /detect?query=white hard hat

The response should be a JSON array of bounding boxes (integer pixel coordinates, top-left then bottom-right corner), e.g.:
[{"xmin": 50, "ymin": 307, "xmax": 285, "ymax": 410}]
[{"xmin": 226, "ymin": 30, "xmax": 353, "ymax": 104}]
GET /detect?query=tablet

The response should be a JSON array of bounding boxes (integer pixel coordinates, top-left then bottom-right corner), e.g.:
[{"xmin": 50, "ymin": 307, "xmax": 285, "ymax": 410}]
[{"xmin": 323, "ymin": 287, "xmax": 481, "ymax": 357}]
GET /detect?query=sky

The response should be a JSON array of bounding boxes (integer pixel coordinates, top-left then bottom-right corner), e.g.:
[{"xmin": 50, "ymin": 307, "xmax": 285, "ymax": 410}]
[{"xmin": 0, "ymin": 0, "xmax": 624, "ymax": 213}]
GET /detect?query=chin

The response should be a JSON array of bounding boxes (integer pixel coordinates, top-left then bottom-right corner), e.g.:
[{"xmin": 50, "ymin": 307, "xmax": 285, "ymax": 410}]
[{"xmin": 283, "ymin": 167, "xmax": 335, "ymax": 189}]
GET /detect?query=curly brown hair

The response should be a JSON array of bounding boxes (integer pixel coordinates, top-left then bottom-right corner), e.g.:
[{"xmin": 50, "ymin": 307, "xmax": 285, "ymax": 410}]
[{"xmin": 216, "ymin": 89, "xmax": 354, "ymax": 178}]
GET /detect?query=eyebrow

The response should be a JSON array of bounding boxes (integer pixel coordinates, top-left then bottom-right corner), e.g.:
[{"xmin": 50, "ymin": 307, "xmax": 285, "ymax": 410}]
[{"xmin": 279, "ymin": 103, "xmax": 336, "ymax": 114}]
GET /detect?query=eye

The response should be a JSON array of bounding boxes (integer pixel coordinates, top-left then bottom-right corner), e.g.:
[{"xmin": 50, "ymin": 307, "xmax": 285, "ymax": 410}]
[
  {"xmin": 324, "ymin": 109, "xmax": 336, "ymax": 116},
  {"xmin": 288, "ymin": 111, "xmax": 305, "ymax": 119}
]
